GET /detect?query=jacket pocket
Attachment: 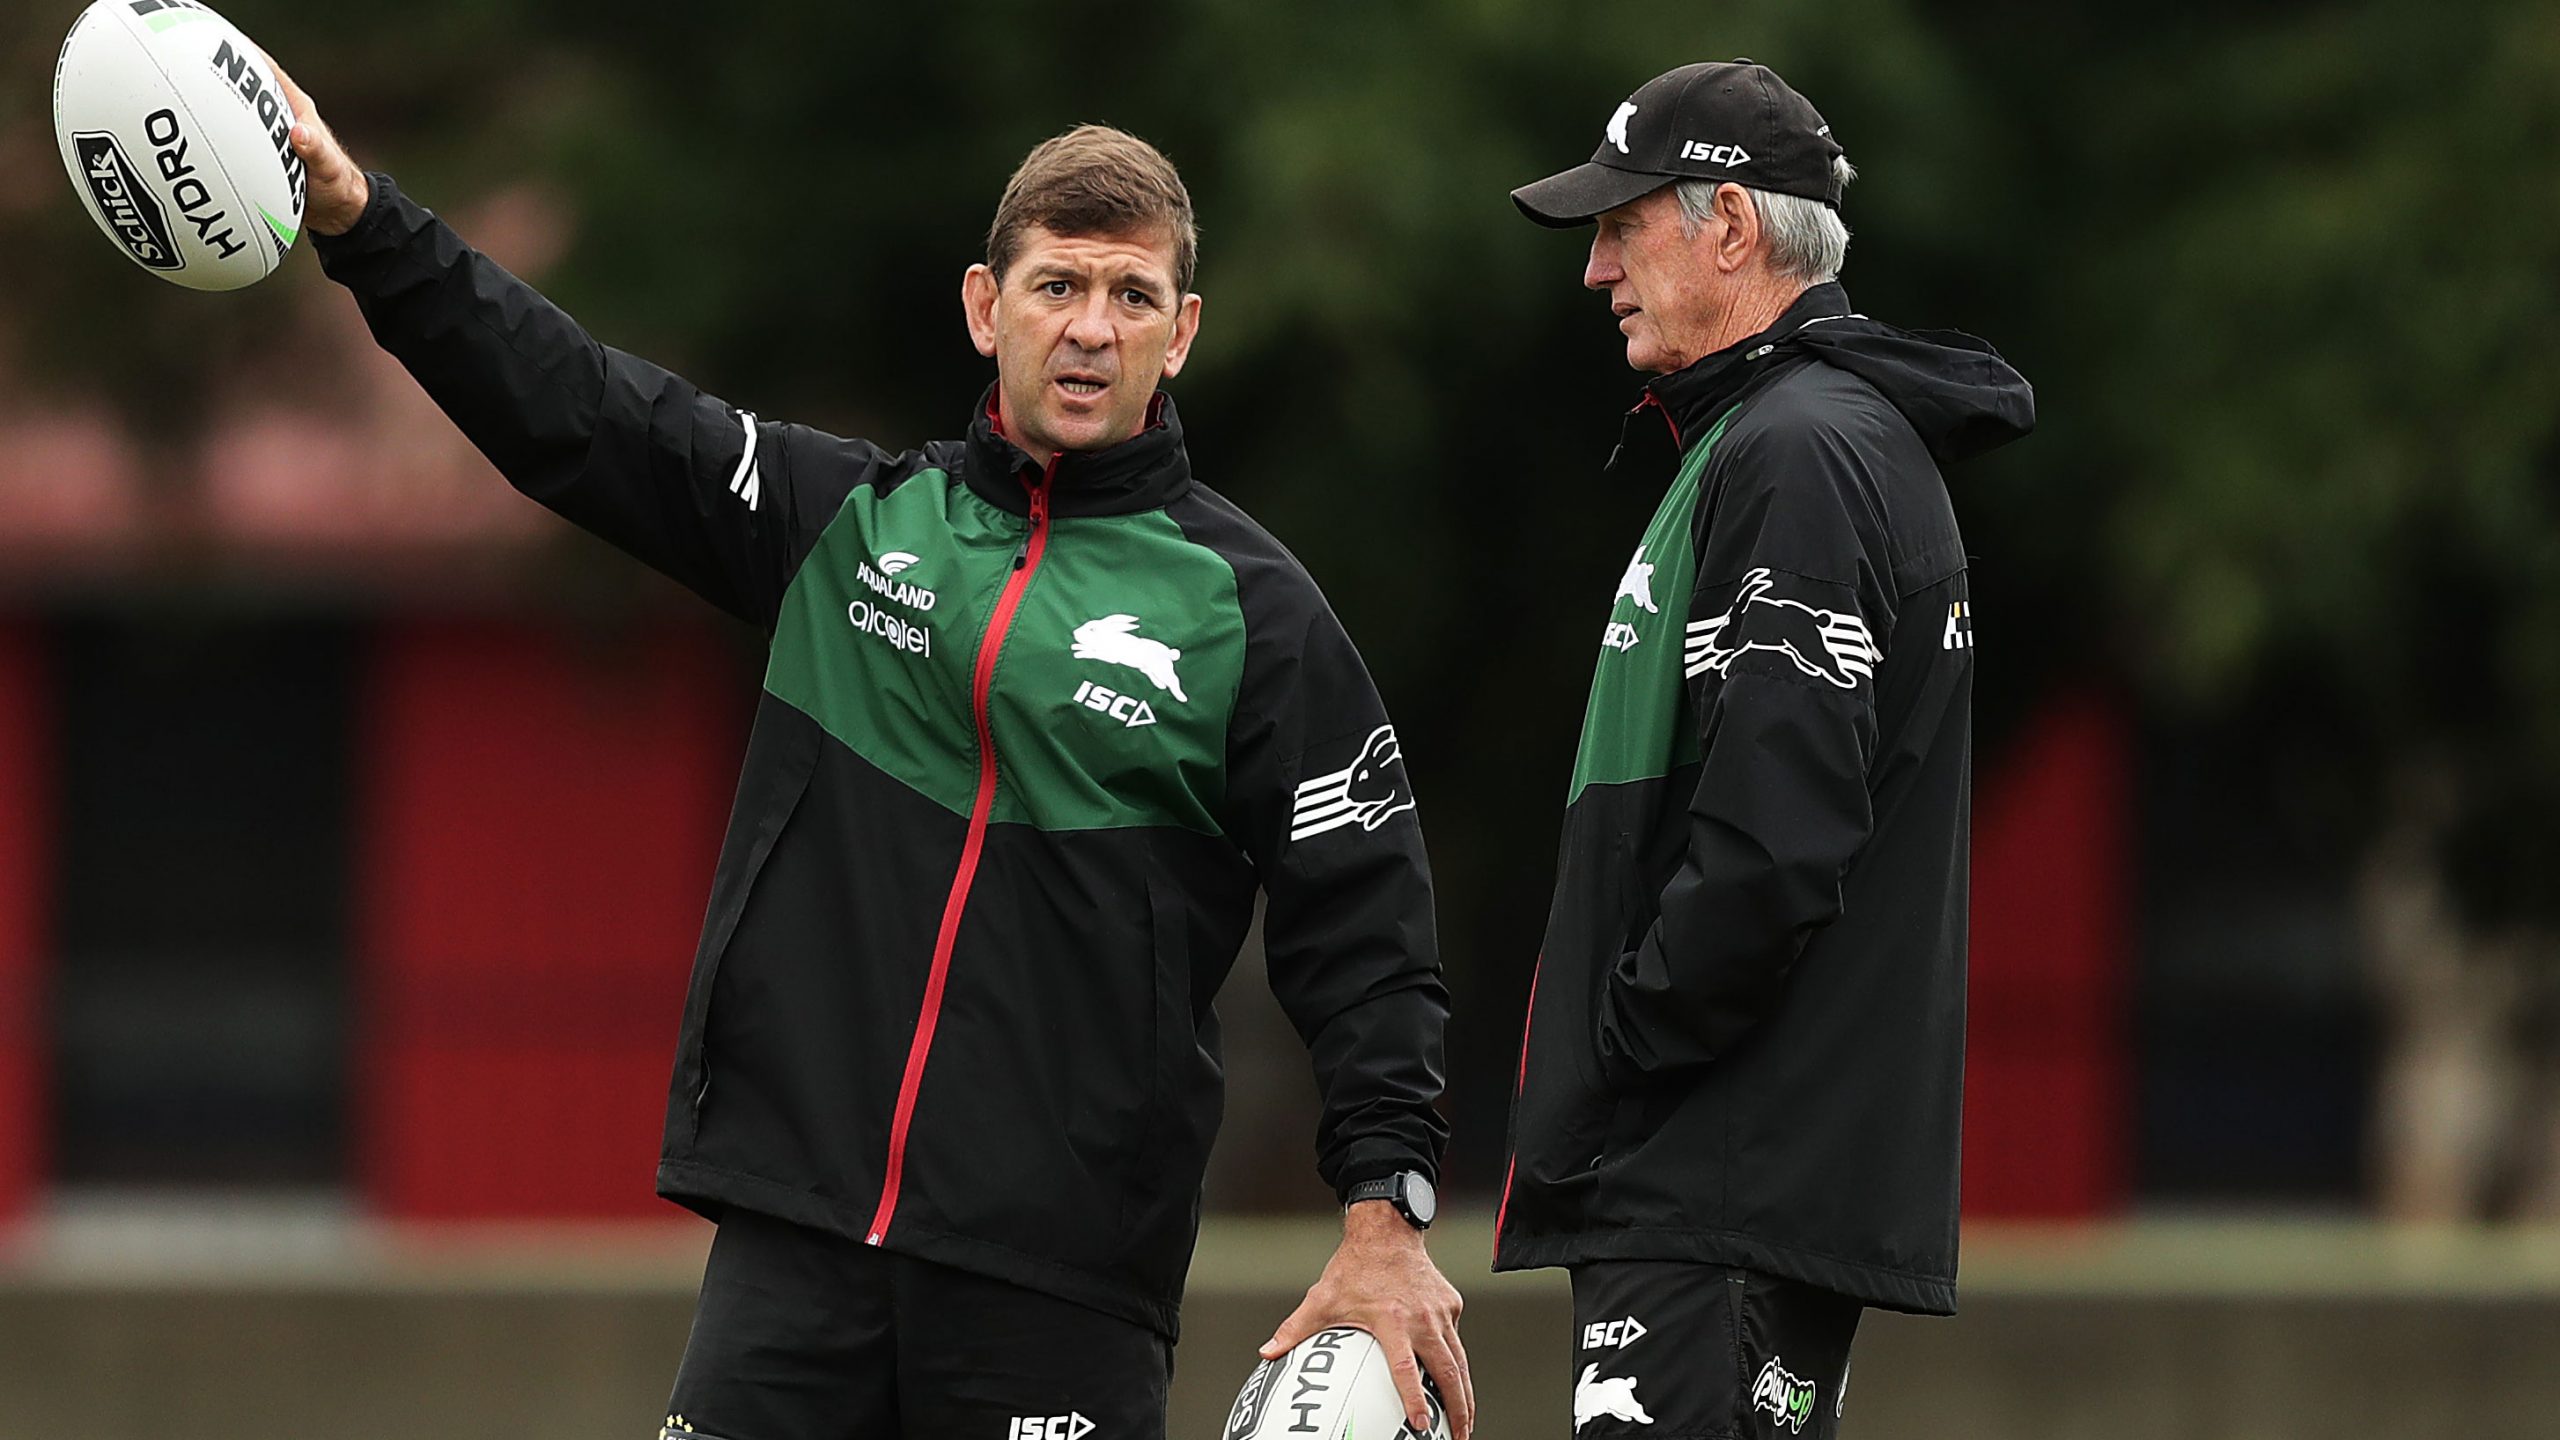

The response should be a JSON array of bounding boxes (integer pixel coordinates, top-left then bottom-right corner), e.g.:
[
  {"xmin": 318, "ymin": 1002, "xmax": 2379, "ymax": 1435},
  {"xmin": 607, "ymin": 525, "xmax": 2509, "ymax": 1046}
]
[
  {"xmin": 1591, "ymin": 830, "xmax": 1658, "ymax": 1093},
  {"xmin": 676, "ymin": 712, "xmax": 822, "ymax": 1141},
  {"xmin": 1597, "ymin": 832, "xmax": 1664, "ymax": 1158},
  {"xmin": 1119, "ymin": 870, "xmax": 1190, "ymax": 1236},
  {"xmin": 1517, "ymin": 836, "xmax": 1629, "ymax": 1185},
  {"xmin": 1518, "ymin": 1004, "xmax": 1614, "ymax": 1185}
]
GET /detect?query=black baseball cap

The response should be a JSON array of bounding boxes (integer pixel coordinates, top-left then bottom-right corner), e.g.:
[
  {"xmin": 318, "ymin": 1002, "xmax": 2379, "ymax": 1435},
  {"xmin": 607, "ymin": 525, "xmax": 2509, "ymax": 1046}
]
[{"xmin": 1513, "ymin": 60, "xmax": 1846, "ymax": 227}]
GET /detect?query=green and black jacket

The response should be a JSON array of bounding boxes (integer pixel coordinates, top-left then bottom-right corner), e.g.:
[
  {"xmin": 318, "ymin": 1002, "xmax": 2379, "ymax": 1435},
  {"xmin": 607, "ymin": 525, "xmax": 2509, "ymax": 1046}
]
[
  {"xmin": 1493, "ymin": 285, "xmax": 2033, "ymax": 1315},
  {"xmin": 318, "ymin": 177, "xmax": 1449, "ymax": 1338}
]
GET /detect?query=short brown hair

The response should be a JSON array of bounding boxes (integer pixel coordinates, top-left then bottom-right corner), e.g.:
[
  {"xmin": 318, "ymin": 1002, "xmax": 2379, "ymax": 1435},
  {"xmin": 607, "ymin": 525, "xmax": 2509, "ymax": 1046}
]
[{"xmin": 987, "ymin": 124, "xmax": 1199, "ymax": 294}]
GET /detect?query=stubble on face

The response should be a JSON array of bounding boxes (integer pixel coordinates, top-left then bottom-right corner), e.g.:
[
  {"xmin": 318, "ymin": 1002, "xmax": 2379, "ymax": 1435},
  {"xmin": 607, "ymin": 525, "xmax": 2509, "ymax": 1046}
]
[
  {"xmin": 1587, "ymin": 187, "xmax": 1722, "ymax": 375},
  {"xmin": 968, "ymin": 224, "xmax": 1199, "ymax": 463}
]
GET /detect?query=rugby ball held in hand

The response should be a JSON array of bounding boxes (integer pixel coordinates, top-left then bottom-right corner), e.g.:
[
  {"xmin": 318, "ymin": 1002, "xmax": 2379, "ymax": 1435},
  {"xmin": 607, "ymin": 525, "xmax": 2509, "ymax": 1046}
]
[
  {"xmin": 52, "ymin": 0, "xmax": 309, "ymax": 290},
  {"xmin": 1223, "ymin": 1327, "xmax": 1452, "ymax": 1440}
]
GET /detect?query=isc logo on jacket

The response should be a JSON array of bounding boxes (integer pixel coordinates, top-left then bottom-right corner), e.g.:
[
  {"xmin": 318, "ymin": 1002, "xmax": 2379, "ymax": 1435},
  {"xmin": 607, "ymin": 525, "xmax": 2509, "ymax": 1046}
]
[
  {"xmin": 1565, "ymin": 415, "xmax": 1733, "ymax": 803},
  {"xmin": 1603, "ymin": 545, "xmax": 1662, "ymax": 655},
  {"xmin": 1069, "ymin": 613, "xmax": 1187, "ymax": 728}
]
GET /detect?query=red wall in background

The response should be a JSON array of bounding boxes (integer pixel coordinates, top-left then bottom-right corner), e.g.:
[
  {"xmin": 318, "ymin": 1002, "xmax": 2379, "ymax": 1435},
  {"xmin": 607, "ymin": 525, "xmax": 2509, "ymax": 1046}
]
[
  {"xmin": 0, "ymin": 626, "xmax": 47, "ymax": 1221},
  {"xmin": 7, "ymin": 616, "xmax": 2134, "ymax": 1219},
  {"xmin": 358, "ymin": 619, "xmax": 742, "ymax": 1219},
  {"xmin": 1962, "ymin": 693, "xmax": 2133, "ymax": 1218}
]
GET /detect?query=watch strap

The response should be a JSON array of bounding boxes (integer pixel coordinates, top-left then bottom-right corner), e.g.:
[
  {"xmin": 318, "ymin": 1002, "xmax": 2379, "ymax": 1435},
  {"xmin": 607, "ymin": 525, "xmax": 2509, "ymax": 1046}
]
[
  {"xmin": 1344, "ymin": 1172, "xmax": 1431, "ymax": 1229},
  {"xmin": 1343, "ymin": 1176, "xmax": 1401, "ymax": 1208}
]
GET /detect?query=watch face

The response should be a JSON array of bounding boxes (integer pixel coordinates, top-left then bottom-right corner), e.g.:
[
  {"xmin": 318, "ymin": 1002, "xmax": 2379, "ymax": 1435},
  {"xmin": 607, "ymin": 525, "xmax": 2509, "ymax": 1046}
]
[{"xmin": 1404, "ymin": 1172, "xmax": 1438, "ymax": 1225}]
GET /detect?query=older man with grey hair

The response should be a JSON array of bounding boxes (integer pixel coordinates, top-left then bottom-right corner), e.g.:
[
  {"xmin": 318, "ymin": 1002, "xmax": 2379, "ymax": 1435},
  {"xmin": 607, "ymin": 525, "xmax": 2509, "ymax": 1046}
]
[{"xmin": 1494, "ymin": 61, "xmax": 2035, "ymax": 1439}]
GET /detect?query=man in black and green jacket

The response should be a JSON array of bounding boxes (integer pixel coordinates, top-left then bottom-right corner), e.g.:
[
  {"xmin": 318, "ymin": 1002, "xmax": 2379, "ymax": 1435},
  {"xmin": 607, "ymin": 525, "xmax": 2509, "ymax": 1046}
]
[
  {"xmin": 1496, "ymin": 63, "xmax": 2034, "ymax": 1439},
  {"xmin": 280, "ymin": 76, "xmax": 1469, "ymax": 1440}
]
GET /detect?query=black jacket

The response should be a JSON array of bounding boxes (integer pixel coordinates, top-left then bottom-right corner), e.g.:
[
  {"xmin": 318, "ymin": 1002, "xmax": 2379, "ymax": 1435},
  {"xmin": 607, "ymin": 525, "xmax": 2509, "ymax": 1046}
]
[
  {"xmin": 1492, "ymin": 284, "xmax": 2033, "ymax": 1314},
  {"xmin": 318, "ymin": 176, "xmax": 1449, "ymax": 1338}
]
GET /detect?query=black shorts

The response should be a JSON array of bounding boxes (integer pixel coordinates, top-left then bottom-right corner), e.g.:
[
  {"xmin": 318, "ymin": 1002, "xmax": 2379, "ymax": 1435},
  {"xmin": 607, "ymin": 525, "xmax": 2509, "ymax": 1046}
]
[
  {"xmin": 661, "ymin": 1209, "xmax": 1173, "ymax": 1440},
  {"xmin": 1567, "ymin": 1261, "xmax": 1863, "ymax": 1439}
]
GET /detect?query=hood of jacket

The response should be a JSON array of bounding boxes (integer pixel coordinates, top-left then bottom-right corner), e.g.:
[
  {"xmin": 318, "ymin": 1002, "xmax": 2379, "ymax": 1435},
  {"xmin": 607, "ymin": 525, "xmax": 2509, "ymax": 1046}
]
[{"xmin": 1648, "ymin": 282, "xmax": 2036, "ymax": 466}]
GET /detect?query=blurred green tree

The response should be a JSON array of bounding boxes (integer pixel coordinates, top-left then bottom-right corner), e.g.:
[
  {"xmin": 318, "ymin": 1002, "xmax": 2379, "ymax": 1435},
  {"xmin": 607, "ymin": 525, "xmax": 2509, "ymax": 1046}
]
[
  {"xmin": 2037, "ymin": 0, "xmax": 2560, "ymax": 1214},
  {"xmin": 2, "ymin": 0, "xmax": 2019, "ymax": 1190},
  {"xmin": 7, "ymin": 0, "xmax": 2555, "ymax": 1207}
]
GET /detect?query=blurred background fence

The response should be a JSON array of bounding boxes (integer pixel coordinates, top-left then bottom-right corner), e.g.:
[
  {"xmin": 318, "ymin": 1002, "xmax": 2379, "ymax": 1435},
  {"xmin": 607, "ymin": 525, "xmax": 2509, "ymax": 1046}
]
[{"xmin": 3, "ymin": 0, "xmax": 2558, "ymax": 1434}]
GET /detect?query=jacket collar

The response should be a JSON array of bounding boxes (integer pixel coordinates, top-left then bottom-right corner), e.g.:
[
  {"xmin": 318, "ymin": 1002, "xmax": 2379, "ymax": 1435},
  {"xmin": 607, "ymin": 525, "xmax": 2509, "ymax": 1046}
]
[
  {"xmin": 1638, "ymin": 281, "xmax": 1854, "ymax": 449},
  {"xmin": 961, "ymin": 383, "xmax": 1194, "ymax": 518}
]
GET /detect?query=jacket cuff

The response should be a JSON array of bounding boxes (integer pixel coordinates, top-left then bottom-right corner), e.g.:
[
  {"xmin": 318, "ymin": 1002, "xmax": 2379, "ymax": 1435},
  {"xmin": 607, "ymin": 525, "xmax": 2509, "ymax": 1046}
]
[
  {"xmin": 1330, "ymin": 1153, "xmax": 1438, "ymax": 1206},
  {"xmin": 311, "ymin": 171, "xmax": 406, "ymax": 264}
]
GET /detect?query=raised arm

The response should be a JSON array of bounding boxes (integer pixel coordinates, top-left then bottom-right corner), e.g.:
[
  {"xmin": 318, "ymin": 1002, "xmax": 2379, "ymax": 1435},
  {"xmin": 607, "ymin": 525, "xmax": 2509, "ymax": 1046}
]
[{"xmin": 283, "ymin": 63, "xmax": 876, "ymax": 627}]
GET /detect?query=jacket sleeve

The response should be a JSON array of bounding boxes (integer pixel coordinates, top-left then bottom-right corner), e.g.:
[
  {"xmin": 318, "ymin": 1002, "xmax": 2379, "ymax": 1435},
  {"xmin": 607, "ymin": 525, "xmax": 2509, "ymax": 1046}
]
[
  {"xmin": 1596, "ymin": 416, "xmax": 1896, "ymax": 1083},
  {"xmin": 314, "ymin": 173, "xmax": 881, "ymax": 628},
  {"xmin": 1222, "ymin": 573, "xmax": 1450, "ymax": 1199}
]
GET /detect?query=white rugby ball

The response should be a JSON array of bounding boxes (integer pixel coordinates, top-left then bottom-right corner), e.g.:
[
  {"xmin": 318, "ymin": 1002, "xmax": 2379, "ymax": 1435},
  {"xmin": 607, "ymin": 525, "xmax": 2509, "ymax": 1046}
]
[
  {"xmin": 51, "ymin": 0, "xmax": 309, "ymax": 290},
  {"xmin": 1222, "ymin": 1327, "xmax": 1452, "ymax": 1440}
]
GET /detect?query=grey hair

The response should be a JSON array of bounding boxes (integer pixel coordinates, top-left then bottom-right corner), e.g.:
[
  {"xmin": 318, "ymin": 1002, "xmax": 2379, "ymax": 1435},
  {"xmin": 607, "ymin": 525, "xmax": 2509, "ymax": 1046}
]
[{"xmin": 1675, "ymin": 155, "xmax": 1858, "ymax": 283}]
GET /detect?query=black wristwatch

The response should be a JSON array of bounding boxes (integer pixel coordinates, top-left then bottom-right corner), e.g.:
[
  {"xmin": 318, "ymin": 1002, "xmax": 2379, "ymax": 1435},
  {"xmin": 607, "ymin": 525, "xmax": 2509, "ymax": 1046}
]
[{"xmin": 1344, "ymin": 1170, "xmax": 1437, "ymax": 1230}]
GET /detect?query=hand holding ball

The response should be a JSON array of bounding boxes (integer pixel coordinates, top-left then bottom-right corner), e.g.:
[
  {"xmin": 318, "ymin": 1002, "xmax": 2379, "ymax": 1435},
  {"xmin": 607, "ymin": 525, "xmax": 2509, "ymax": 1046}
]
[
  {"xmin": 50, "ymin": 0, "xmax": 353, "ymax": 288},
  {"xmin": 274, "ymin": 60, "xmax": 367, "ymax": 237},
  {"xmin": 1223, "ymin": 1327, "xmax": 1454, "ymax": 1440}
]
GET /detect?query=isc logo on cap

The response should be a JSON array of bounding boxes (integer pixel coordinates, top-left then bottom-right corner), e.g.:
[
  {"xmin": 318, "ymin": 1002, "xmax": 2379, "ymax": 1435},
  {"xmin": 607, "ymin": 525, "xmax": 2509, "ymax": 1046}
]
[{"xmin": 1680, "ymin": 141, "xmax": 1754, "ymax": 166}]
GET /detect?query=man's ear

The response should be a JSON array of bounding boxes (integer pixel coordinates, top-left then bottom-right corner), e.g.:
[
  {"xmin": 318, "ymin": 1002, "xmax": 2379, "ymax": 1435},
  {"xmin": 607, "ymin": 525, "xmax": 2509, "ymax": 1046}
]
[
  {"xmin": 962, "ymin": 264, "xmax": 1001, "ymax": 358},
  {"xmin": 1160, "ymin": 292, "xmax": 1204, "ymax": 380},
  {"xmin": 1711, "ymin": 184, "xmax": 1760, "ymax": 275}
]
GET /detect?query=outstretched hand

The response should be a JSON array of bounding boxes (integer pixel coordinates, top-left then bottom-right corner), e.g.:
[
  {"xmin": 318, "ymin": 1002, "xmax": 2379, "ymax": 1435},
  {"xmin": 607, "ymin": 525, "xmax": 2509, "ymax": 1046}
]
[
  {"xmin": 1260, "ymin": 1203, "xmax": 1474, "ymax": 1439},
  {"xmin": 266, "ymin": 52, "xmax": 367, "ymax": 237}
]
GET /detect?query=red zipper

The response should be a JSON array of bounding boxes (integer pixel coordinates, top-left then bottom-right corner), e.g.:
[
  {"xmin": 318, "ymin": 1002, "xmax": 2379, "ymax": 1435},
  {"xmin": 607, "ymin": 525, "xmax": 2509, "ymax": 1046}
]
[
  {"xmin": 1492, "ymin": 958, "xmax": 1541, "ymax": 1246},
  {"xmin": 865, "ymin": 458, "xmax": 1057, "ymax": 1246},
  {"xmin": 1634, "ymin": 390, "xmax": 1681, "ymax": 447}
]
